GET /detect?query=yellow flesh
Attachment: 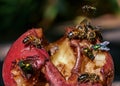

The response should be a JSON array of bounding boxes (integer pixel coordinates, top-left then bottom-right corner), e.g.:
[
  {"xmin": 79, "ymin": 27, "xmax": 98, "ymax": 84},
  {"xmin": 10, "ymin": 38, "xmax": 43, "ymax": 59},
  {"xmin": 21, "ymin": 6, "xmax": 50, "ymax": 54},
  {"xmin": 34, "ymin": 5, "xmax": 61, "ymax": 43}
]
[
  {"xmin": 51, "ymin": 39, "xmax": 106, "ymax": 82},
  {"xmin": 51, "ymin": 38, "xmax": 76, "ymax": 80},
  {"xmin": 11, "ymin": 38, "xmax": 106, "ymax": 85}
]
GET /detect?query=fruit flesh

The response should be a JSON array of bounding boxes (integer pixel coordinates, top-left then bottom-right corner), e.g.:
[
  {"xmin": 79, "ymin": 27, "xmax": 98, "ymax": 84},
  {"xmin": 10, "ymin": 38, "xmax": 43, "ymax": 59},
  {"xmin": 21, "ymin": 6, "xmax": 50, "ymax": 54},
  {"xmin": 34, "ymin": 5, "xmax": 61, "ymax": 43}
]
[
  {"xmin": 45, "ymin": 22, "xmax": 114, "ymax": 85},
  {"xmin": 2, "ymin": 21, "xmax": 114, "ymax": 86},
  {"xmin": 2, "ymin": 28, "xmax": 49, "ymax": 86}
]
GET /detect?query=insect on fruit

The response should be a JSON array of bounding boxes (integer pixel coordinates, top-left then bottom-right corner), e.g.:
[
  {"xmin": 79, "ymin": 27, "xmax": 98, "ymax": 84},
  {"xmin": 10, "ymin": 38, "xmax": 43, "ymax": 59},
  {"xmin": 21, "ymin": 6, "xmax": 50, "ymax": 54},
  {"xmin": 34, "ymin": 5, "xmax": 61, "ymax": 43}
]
[
  {"xmin": 91, "ymin": 41, "xmax": 110, "ymax": 51},
  {"xmin": 67, "ymin": 25, "xmax": 87, "ymax": 40},
  {"xmin": 87, "ymin": 29, "xmax": 96, "ymax": 43},
  {"xmin": 23, "ymin": 35, "xmax": 42, "ymax": 48},
  {"xmin": 82, "ymin": 5, "xmax": 96, "ymax": 12},
  {"xmin": 89, "ymin": 73, "xmax": 100, "ymax": 83},
  {"xmin": 18, "ymin": 60, "xmax": 33, "ymax": 76},
  {"xmin": 78, "ymin": 73, "xmax": 100, "ymax": 83},
  {"xmin": 78, "ymin": 73, "xmax": 89, "ymax": 83},
  {"xmin": 86, "ymin": 25, "xmax": 103, "ymax": 43},
  {"xmin": 67, "ymin": 30, "xmax": 80, "ymax": 39},
  {"xmin": 82, "ymin": 5, "xmax": 96, "ymax": 17},
  {"xmin": 83, "ymin": 47, "xmax": 95, "ymax": 60},
  {"xmin": 67, "ymin": 19, "xmax": 103, "ymax": 43}
]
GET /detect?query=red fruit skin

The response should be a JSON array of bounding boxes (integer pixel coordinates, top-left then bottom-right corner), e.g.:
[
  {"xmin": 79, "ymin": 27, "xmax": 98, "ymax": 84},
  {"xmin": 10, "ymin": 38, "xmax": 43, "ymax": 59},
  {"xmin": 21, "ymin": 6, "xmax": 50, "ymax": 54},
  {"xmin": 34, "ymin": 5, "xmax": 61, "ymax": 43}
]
[
  {"xmin": 2, "ymin": 28, "xmax": 49, "ymax": 86},
  {"xmin": 44, "ymin": 61, "xmax": 67, "ymax": 86},
  {"xmin": 100, "ymin": 52, "xmax": 114, "ymax": 86}
]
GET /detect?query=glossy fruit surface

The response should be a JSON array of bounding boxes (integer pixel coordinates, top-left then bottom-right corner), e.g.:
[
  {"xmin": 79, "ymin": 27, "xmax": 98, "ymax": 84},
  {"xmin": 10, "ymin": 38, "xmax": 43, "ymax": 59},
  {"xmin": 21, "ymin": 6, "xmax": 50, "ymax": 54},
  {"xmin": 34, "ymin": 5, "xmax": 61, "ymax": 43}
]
[
  {"xmin": 2, "ymin": 20, "xmax": 114, "ymax": 86},
  {"xmin": 45, "ymin": 21, "xmax": 114, "ymax": 86},
  {"xmin": 2, "ymin": 28, "xmax": 49, "ymax": 86}
]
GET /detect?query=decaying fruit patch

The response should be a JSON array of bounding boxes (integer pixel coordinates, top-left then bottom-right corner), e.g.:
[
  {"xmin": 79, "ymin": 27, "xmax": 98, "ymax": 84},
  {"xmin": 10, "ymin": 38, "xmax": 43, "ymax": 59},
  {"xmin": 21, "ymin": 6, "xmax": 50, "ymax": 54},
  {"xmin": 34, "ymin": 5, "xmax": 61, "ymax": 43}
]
[{"xmin": 2, "ymin": 20, "xmax": 114, "ymax": 86}]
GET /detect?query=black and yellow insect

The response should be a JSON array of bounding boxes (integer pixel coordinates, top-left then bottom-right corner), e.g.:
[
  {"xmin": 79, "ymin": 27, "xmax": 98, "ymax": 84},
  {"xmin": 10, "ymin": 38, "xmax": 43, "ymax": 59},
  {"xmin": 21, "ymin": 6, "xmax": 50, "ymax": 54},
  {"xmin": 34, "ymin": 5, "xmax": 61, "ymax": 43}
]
[
  {"xmin": 78, "ymin": 73, "xmax": 89, "ymax": 83},
  {"xmin": 67, "ymin": 19, "xmax": 103, "ymax": 43},
  {"xmin": 67, "ymin": 30, "xmax": 80, "ymax": 39},
  {"xmin": 82, "ymin": 5, "xmax": 96, "ymax": 18},
  {"xmin": 23, "ymin": 35, "xmax": 42, "ymax": 48},
  {"xmin": 82, "ymin": 5, "xmax": 96, "ymax": 12},
  {"xmin": 78, "ymin": 73, "xmax": 100, "ymax": 83}
]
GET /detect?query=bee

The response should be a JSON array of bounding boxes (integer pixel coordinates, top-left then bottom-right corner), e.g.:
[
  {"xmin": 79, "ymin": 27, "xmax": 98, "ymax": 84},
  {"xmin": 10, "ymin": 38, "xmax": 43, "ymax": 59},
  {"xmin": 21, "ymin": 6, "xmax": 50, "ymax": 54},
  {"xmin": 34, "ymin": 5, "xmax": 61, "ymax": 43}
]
[
  {"xmin": 78, "ymin": 73, "xmax": 100, "ymax": 83},
  {"xmin": 86, "ymin": 24, "xmax": 103, "ymax": 43},
  {"xmin": 67, "ymin": 19, "xmax": 103, "ymax": 43},
  {"xmin": 82, "ymin": 5, "xmax": 96, "ymax": 17},
  {"xmin": 67, "ymin": 29, "xmax": 80, "ymax": 39},
  {"xmin": 82, "ymin": 5, "xmax": 96, "ymax": 12},
  {"xmin": 67, "ymin": 29, "xmax": 87, "ymax": 40},
  {"xmin": 23, "ymin": 35, "xmax": 42, "ymax": 48},
  {"xmin": 67, "ymin": 24, "xmax": 87, "ymax": 39},
  {"xmin": 83, "ymin": 48, "xmax": 95, "ymax": 61},
  {"xmin": 89, "ymin": 73, "xmax": 100, "ymax": 83},
  {"xmin": 87, "ymin": 29, "xmax": 96, "ymax": 43},
  {"xmin": 78, "ymin": 73, "xmax": 89, "ymax": 83}
]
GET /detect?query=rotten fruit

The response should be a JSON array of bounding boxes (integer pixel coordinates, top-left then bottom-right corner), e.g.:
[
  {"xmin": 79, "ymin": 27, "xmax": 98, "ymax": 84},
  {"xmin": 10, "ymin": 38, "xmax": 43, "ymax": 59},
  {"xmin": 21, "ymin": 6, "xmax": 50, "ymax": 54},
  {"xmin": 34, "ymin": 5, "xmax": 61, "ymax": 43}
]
[{"xmin": 2, "ymin": 19, "xmax": 114, "ymax": 86}]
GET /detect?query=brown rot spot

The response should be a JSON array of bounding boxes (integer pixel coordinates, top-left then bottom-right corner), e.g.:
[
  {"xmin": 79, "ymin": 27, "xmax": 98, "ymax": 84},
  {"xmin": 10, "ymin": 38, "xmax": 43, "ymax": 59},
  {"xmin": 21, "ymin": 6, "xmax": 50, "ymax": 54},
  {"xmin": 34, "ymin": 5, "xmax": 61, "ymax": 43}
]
[{"xmin": 106, "ymin": 70, "xmax": 114, "ymax": 78}]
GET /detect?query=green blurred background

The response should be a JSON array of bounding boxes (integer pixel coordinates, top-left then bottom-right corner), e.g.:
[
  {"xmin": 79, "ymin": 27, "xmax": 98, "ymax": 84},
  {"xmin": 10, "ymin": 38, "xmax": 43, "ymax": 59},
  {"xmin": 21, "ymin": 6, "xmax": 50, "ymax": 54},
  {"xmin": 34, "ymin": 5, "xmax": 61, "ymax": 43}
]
[
  {"xmin": 0, "ymin": 0, "xmax": 120, "ymax": 85},
  {"xmin": 0, "ymin": 0, "xmax": 119, "ymax": 42}
]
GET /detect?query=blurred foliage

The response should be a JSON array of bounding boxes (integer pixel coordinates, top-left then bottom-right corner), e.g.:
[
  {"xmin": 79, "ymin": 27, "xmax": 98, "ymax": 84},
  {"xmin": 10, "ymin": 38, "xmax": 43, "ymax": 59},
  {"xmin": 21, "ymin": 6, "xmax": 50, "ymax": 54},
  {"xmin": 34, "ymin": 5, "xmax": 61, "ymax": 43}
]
[{"xmin": 0, "ymin": 0, "xmax": 120, "ymax": 42}]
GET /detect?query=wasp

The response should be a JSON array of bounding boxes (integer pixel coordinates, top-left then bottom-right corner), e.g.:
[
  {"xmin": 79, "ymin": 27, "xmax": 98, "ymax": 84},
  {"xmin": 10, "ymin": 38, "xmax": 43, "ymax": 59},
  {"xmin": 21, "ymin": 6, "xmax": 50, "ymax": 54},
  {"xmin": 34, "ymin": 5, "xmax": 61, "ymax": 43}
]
[
  {"xmin": 67, "ymin": 29, "xmax": 80, "ymax": 39},
  {"xmin": 82, "ymin": 5, "xmax": 96, "ymax": 12},
  {"xmin": 78, "ymin": 73, "xmax": 100, "ymax": 83},
  {"xmin": 67, "ymin": 29, "xmax": 87, "ymax": 40},
  {"xmin": 67, "ymin": 25, "xmax": 87, "ymax": 39},
  {"xmin": 23, "ymin": 35, "xmax": 42, "ymax": 48},
  {"xmin": 82, "ymin": 5, "xmax": 96, "ymax": 17},
  {"xmin": 78, "ymin": 73, "xmax": 89, "ymax": 83},
  {"xmin": 67, "ymin": 19, "xmax": 103, "ymax": 43},
  {"xmin": 77, "ymin": 19, "xmax": 102, "ymax": 43},
  {"xmin": 89, "ymin": 73, "xmax": 100, "ymax": 83},
  {"xmin": 86, "ymin": 24, "xmax": 103, "ymax": 43},
  {"xmin": 87, "ymin": 29, "xmax": 96, "ymax": 43}
]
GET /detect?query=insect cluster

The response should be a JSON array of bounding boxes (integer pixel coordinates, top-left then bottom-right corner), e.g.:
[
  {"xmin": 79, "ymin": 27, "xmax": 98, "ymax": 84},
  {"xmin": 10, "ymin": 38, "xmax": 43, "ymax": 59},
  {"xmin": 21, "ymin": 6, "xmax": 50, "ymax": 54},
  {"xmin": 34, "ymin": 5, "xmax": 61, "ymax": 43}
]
[
  {"xmin": 67, "ymin": 20, "xmax": 103, "ymax": 43},
  {"xmin": 83, "ymin": 41, "xmax": 110, "ymax": 61},
  {"xmin": 78, "ymin": 72, "xmax": 100, "ymax": 83},
  {"xmin": 2, "ymin": 26, "xmax": 114, "ymax": 86},
  {"xmin": 67, "ymin": 20, "xmax": 110, "ymax": 61}
]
